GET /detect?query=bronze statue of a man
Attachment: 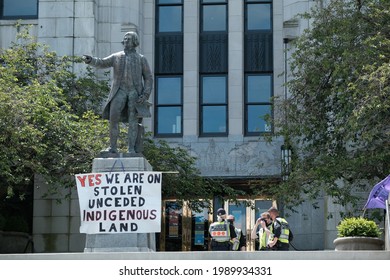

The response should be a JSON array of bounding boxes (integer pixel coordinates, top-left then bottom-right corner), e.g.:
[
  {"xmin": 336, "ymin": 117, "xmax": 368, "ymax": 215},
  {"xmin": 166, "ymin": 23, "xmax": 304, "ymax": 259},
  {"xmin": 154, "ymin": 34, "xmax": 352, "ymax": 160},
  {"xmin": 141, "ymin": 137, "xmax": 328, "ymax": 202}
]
[{"xmin": 83, "ymin": 31, "xmax": 153, "ymax": 155}]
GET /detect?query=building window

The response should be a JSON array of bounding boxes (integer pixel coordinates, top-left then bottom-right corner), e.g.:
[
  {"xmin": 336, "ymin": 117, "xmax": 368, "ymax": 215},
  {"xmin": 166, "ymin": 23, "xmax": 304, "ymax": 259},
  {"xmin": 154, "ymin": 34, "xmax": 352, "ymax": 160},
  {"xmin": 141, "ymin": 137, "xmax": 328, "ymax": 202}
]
[
  {"xmin": 200, "ymin": 0, "xmax": 228, "ymax": 136},
  {"xmin": 200, "ymin": 75, "xmax": 227, "ymax": 135},
  {"xmin": 245, "ymin": 74, "xmax": 272, "ymax": 134},
  {"xmin": 0, "ymin": 0, "xmax": 38, "ymax": 19},
  {"xmin": 201, "ymin": 1, "xmax": 227, "ymax": 32},
  {"xmin": 155, "ymin": 0, "xmax": 183, "ymax": 137},
  {"xmin": 155, "ymin": 77, "xmax": 183, "ymax": 135},
  {"xmin": 157, "ymin": 2, "xmax": 182, "ymax": 33},
  {"xmin": 246, "ymin": 2, "xmax": 272, "ymax": 31},
  {"xmin": 244, "ymin": 0, "xmax": 273, "ymax": 135}
]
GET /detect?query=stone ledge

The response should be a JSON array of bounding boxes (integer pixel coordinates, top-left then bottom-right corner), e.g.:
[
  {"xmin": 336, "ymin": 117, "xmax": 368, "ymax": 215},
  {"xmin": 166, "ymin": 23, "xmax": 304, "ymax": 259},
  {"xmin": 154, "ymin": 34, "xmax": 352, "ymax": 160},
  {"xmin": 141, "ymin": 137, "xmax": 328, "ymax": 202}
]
[
  {"xmin": 92, "ymin": 157, "xmax": 152, "ymax": 172},
  {"xmin": 1, "ymin": 251, "xmax": 389, "ymax": 260}
]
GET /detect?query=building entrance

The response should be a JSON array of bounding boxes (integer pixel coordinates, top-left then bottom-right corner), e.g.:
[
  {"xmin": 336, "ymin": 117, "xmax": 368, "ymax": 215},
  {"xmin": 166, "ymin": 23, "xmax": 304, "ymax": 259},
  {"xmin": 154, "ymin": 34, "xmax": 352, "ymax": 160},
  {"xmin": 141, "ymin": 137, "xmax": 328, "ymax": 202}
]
[
  {"xmin": 158, "ymin": 199, "xmax": 275, "ymax": 251},
  {"xmin": 227, "ymin": 199, "xmax": 274, "ymax": 251},
  {"xmin": 157, "ymin": 200, "xmax": 211, "ymax": 251}
]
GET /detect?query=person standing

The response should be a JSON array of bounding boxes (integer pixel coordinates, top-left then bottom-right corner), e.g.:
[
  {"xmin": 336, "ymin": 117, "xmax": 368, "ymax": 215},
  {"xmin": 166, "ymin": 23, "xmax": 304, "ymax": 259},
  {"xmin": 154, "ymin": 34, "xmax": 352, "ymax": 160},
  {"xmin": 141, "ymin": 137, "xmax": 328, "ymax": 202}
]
[
  {"xmin": 82, "ymin": 31, "xmax": 153, "ymax": 154},
  {"xmin": 209, "ymin": 208, "xmax": 237, "ymax": 251},
  {"xmin": 251, "ymin": 211, "xmax": 273, "ymax": 251},
  {"xmin": 267, "ymin": 207, "xmax": 291, "ymax": 251},
  {"xmin": 227, "ymin": 214, "xmax": 246, "ymax": 251}
]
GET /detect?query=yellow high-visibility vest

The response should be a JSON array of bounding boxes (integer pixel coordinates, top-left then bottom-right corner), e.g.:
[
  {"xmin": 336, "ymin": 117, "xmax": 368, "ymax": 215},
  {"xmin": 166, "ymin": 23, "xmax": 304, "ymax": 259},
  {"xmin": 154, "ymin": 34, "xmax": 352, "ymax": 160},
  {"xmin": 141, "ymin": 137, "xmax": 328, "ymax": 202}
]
[
  {"xmin": 271, "ymin": 217, "xmax": 290, "ymax": 244},
  {"xmin": 259, "ymin": 226, "xmax": 273, "ymax": 250}
]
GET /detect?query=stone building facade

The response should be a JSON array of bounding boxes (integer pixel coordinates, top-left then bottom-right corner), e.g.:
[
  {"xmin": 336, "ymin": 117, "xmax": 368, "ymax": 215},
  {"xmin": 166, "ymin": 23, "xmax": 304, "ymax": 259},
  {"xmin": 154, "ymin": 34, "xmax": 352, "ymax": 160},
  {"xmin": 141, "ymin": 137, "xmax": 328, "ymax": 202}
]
[{"xmin": 0, "ymin": 0, "xmax": 344, "ymax": 252}]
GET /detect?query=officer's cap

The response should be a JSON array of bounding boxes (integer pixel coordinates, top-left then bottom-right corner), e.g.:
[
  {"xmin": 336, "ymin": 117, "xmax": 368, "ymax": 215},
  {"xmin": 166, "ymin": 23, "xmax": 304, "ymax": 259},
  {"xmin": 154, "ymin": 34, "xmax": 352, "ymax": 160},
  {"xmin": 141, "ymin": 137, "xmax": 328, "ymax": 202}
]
[{"xmin": 217, "ymin": 208, "xmax": 226, "ymax": 216}]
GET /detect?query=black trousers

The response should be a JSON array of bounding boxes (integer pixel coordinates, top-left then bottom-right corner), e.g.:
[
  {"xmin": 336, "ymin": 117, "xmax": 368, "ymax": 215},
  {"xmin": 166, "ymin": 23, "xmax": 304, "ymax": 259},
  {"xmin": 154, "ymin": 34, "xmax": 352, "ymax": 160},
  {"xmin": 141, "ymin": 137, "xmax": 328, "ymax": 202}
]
[
  {"xmin": 277, "ymin": 243, "xmax": 290, "ymax": 251},
  {"xmin": 211, "ymin": 240, "xmax": 231, "ymax": 251}
]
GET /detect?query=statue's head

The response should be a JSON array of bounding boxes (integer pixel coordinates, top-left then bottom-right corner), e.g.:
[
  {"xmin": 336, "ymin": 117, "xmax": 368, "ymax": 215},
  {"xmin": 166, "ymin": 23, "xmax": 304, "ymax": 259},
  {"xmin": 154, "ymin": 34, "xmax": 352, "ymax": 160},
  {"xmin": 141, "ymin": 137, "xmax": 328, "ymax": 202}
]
[{"xmin": 122, "ymin": 31, "xmax": 140, "ymax": 49}]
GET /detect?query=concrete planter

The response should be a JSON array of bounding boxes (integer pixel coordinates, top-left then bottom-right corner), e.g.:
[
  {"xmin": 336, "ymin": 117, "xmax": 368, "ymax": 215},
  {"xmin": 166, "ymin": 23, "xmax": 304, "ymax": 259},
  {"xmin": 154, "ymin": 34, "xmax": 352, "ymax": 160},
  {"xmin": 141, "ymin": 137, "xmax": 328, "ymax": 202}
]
[{"xmin": 334, "ymin": 236, "xmax": 384, "ymax": 251}]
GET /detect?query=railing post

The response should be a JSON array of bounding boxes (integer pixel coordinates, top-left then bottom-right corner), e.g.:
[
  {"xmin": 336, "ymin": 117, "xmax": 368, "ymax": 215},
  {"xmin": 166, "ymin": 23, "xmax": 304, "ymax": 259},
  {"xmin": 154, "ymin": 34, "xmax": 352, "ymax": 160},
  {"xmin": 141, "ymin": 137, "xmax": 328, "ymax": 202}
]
[{"xmin": 386, "ymin": 193, "xmax": 390, "ymax": 251}]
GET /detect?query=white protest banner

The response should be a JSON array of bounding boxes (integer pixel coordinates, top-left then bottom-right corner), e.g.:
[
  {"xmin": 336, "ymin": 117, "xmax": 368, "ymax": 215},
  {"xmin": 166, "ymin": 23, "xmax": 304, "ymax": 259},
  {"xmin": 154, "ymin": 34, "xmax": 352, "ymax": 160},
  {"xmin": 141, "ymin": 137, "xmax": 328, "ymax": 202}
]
[{"xmin": 75, "ymin": 171, "xmax": 161, "ymax": 234}]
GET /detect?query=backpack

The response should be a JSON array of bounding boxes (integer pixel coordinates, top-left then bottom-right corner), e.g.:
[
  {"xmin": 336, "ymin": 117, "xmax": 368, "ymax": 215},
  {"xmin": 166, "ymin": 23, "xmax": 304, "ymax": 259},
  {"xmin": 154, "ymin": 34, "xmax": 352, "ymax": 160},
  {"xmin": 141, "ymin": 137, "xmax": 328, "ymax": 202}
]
[{"xmin": 288, "ymin": 228, "xmax": 294, "ymax": 242}]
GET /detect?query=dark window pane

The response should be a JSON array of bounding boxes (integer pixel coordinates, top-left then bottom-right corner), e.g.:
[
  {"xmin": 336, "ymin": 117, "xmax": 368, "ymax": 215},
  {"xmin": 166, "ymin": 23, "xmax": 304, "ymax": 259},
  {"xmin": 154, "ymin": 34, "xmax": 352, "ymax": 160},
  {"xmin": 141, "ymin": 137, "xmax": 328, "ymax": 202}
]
[
  {"xmin": 247, "ymin": 4, "xmax": 271, "ymax": 30},
  {"xmin": 202, "ymin": 0, "xmax": 226, "ymax": 3},
  {"xmin": 158, "ymin": 0, "xmax": 182, "ymax": 4},
  {"xmin": 157, "ymin": 77, "xmax": 182, "ymax": 104},
  {"xmin": 202, "ymin": 76, "xmax": 226, "ymax": 103},
  {"xmin": 202, "ymin": 106, "xmax": 226, "ymax": 133},
  {"xmin": 157, "ymin": 107, "xmax": 182, "ymax": 134},
  {"xmin": 247, "ymin": 105, "xmax": 271, "ymax": 132},
  {"xmin": 202, "ymin": 5, "xmax": 226, "ymax": 32},
  {"xmin": 247, "ymin": 75, "xmax": 271, "ymax": 103},
  {"xmin": 158, "ymin": 6, "xmax": 182, "ymax": 32},
  {"xmin": 3, "ymin": 0, "xmax": 37, "ymax": 17}
]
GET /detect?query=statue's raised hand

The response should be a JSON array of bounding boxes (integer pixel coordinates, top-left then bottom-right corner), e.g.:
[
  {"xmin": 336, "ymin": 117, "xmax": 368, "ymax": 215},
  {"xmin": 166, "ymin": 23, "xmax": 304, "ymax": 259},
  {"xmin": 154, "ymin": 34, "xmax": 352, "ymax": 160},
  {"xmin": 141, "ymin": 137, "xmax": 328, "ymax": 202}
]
[{"xmin": 82, "ymin": 55, "xmax": 92, "ymax": 64}]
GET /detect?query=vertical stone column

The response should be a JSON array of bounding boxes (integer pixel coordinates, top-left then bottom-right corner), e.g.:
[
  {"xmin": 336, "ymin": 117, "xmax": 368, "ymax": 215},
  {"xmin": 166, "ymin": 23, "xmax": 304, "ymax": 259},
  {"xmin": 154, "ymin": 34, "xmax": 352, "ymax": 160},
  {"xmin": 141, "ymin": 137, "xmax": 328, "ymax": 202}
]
[
  {"xmin": 97, "ymin": 0, "xmax": 143, "ymax": 56},
  {"xmin": 228, "ymin": 0, "xmax": 244, "ymax": 136},
  {"xmin": 183, "ymin": 0, "xmax": 199, "ymax": 139},
  {"xmin": 83, "ymin": 156, "xmax": 156, "ymax": 252}
]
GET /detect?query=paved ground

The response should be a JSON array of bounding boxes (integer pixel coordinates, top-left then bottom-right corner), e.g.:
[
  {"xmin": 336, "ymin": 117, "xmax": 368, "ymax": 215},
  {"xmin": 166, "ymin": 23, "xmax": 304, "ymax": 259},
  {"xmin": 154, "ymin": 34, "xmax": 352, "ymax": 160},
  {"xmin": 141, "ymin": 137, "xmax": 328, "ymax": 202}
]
[{"xmin": 0, "ymin": 250, "xmax": 389, "ymax": 260}]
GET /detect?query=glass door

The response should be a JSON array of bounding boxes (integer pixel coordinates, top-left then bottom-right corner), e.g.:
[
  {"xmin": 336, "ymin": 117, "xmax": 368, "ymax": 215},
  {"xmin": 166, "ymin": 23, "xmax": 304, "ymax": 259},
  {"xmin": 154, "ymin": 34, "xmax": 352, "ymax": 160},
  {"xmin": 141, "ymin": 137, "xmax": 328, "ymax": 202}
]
[
  {"xmin": 252, "ymin": 199, "xmax": 274, "ymax": 251},
  {"xmin": 160, "ymin": 201, "xmax": 183, "ymax": 251},
  {"xmin": 191, "ymin": 207, "xmax": 210, "ymax": 251},
  {"xmin": 159, "ymin": 200, "xmax": 211, "ymax": 251},
  {"xmin": 227, "ymin": 199, "xmax": 275, "ymax": 251},
  {"xmin": 228, "ymin": 201, "xmax": 248, "ymax": 250}
]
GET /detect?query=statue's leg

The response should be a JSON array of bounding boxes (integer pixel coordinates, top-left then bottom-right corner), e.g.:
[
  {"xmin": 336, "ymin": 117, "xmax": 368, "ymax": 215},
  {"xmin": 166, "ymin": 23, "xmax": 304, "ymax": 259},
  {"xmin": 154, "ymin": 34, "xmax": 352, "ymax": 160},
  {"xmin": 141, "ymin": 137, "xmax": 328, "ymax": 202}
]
[
  {"xmin": 135, "ymin": 119, "xmax": 144, "ymax": 153},
  {"xmin": 127, "ymin": 90, "xmax": 138, "ymax": 153},
  {"xmin": 108, "ymin": 90, "xmax": 127, "ymax": 152}
]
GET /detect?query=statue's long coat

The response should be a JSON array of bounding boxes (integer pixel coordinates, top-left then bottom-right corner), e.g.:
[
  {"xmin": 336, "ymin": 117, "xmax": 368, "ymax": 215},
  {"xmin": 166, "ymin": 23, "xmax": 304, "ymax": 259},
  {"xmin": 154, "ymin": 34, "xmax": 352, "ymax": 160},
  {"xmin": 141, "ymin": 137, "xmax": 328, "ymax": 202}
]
[{"xmin": 89, "ymin": 51, "xmax": 153, "ymax": 122}]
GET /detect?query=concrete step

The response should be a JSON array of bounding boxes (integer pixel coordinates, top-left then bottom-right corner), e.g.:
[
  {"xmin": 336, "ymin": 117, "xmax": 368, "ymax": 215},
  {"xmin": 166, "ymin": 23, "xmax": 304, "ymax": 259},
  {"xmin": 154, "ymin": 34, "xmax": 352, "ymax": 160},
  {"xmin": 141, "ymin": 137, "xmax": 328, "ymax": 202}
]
[{"xmin": 0, "ymin": 250, "xmax": 389, "ymax": 260}]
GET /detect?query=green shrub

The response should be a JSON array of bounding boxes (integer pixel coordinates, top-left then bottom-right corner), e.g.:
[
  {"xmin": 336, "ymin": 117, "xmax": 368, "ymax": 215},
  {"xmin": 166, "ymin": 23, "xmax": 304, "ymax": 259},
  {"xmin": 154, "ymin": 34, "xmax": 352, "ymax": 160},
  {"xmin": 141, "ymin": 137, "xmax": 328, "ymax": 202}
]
[{"xmin": 337, "ymin": 217, "xmax": 381, "ymax": 238}]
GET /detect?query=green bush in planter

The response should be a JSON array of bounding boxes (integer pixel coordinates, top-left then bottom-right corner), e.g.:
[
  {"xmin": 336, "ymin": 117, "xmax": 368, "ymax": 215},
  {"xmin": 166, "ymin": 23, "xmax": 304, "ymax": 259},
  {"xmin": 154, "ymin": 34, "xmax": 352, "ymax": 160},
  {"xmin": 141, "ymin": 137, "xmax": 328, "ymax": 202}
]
[{"xmin": 337, "ymin": 217, "xmax": 381, "ymax": 238}]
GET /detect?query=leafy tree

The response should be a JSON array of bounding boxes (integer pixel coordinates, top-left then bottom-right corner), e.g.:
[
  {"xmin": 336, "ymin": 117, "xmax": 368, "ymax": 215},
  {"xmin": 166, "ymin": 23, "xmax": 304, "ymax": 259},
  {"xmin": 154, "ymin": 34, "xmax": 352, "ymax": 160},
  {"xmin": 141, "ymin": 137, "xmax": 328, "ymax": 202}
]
[
  {"xmin": 274, "ymin": 0, "xmax": 390, "ymax": 208},
  {"xmin": 0, "ymin": 25, "xmax": 110, "ymax": 231}
]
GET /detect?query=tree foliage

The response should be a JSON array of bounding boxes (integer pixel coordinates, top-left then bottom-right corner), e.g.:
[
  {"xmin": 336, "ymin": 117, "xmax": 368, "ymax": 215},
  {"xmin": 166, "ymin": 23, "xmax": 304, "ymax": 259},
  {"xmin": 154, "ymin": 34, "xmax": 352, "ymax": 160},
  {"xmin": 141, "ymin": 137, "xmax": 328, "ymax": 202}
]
[
  {"xmin": 0, "ymin": 25, "xmax": 112, "ymax": 230},
  {"xmin": 276, "ymin": 0, "xmax": 390, "ymax": 207},
  {"xmin": 0, "ymin": 26, "xmax": 108, "ymax": 197}
]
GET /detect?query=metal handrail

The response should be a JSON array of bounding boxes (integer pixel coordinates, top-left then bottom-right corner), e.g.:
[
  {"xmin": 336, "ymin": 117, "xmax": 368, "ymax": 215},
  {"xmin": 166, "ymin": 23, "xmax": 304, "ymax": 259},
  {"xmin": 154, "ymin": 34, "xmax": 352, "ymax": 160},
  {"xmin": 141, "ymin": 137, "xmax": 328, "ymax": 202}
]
[{"xmin": 386, "ymin": 201, "xmax": 389, "ymax": 250}]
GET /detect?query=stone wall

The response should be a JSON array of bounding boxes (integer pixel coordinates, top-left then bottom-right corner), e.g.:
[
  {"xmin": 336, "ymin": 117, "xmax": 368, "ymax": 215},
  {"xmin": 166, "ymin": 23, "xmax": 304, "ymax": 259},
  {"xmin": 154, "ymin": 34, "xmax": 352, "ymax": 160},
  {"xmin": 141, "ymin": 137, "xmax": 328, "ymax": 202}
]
[
  {"xmin": 0, "ymin": 20, "xmax": 38, "ymax": 49},
  {"xmin": 33, "ymin": 175, "xmax": 84, "ymax": 253}
]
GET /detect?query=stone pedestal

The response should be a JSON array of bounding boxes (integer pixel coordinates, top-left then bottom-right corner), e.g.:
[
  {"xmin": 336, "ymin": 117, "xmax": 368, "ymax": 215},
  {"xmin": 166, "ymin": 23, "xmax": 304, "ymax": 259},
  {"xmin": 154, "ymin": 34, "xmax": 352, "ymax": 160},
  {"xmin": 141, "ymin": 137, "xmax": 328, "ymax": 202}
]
[{"xmin": 83, "ymin": 156, "xmax": 156, "ymax": 252}]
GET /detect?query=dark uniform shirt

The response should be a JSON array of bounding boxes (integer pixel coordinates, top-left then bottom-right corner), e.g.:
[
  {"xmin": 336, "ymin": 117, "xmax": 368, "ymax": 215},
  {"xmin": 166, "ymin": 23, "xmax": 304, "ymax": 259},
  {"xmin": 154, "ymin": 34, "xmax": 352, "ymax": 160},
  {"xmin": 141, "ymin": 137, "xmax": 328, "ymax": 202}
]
[{"xmin": 272, "ymin": 216, "xmax": 289, "ymax": 251}]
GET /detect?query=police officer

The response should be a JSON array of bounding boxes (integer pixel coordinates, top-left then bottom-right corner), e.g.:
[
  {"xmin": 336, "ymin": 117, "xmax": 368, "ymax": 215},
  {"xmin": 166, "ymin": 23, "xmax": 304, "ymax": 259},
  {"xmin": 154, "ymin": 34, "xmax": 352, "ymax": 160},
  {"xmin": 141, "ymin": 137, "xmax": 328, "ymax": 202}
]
[
  {"xmin": 267, "ymin": 207, "xmax": 290, "ymax": 251},
  {"xmin": 227, "ymin": 214, "xmax": 246, "ymax": 251},
  {"xmin": 251, "ymin": 211, "xmax": 273, "ymax": 250},
  {"xmin": 209, "ymin": 208, "xmax": 237, "ymax": 251}
]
